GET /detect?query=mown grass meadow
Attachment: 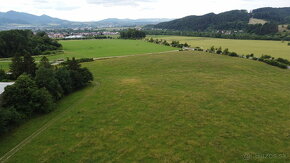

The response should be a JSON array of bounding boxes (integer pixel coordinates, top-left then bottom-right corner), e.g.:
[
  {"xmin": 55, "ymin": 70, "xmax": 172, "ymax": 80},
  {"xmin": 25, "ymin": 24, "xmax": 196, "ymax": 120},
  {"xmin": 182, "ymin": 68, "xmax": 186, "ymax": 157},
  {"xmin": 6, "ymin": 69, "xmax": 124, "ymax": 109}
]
[
  {"xmin": 1, "ymin": 51, "xmax": 290, "ymax": 162},
  {"xmin": 0, "ymin": 39, "xmax": 176, "ymax": 71}
]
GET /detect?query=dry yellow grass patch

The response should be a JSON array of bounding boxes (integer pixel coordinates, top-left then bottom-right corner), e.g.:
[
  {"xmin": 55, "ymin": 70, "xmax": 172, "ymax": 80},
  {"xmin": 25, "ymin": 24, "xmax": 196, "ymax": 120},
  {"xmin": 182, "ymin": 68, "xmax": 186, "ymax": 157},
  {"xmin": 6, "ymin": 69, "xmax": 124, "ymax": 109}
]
[
  {"xmin": 248, "ymin": 18, "xmax": 267, "ymax": 25},
  {"xmin": 121, "ymin": 78, "xmax": 142, "ymax": 85}
]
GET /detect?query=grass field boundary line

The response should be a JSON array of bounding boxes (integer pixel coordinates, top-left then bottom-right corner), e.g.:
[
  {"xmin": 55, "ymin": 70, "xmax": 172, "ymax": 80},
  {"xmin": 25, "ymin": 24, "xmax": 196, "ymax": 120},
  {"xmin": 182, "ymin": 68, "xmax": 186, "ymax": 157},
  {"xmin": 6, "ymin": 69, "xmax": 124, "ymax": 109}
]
[
  {"xmin": 0, "ymin": 82, "xmax": 100, "ymax": 163},
  {"xmin": 0, "ymin": 50, "xmax": 179, "ymax": 64},
  {"xmin": 93, "ymin": 50, "xmax": 179, "ymax": 61}
]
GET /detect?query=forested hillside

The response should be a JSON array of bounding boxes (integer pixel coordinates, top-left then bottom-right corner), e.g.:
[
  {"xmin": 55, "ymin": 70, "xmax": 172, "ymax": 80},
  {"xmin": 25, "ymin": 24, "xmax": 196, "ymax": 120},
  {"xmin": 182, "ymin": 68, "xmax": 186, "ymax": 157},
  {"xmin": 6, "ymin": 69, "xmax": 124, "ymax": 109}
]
[
  {"xmin": 155, "ymin": 10, "xmax": 249, "ymax": 31},
  {"xmin": 152, "ymin": 7, "xmax": 290, "ymax": 35},
  {"xmin": 252, "ymin": 7, "xmax": 290, "ymax": 24}
]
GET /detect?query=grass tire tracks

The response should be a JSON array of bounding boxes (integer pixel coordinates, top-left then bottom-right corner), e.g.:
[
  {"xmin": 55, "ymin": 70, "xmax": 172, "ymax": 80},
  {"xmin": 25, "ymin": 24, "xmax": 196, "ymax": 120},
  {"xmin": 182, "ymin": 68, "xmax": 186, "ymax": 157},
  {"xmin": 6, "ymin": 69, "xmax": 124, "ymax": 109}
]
[
  {"xmin": 0, "ymin": 82, "xmax": 99, "ymax": 163},
  {"xmin": 93, "ymin": 50, "xmax": 179, "ymax": 61}
]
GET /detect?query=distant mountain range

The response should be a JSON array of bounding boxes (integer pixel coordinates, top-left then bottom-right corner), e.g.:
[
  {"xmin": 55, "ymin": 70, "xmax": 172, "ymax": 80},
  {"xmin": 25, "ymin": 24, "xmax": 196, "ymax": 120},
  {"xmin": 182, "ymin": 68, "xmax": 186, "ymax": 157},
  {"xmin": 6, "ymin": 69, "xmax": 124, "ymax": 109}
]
[
  {"xmin": 151, "ymin": 7, "xmax": 290, "ymax": 31},
  {"xmin": 0, "ymin": 11, "xmax": 69, "ymax": 25},
  {"xmin": 0, "ymin": 10, "xmax": 172, "ymax": 30}
]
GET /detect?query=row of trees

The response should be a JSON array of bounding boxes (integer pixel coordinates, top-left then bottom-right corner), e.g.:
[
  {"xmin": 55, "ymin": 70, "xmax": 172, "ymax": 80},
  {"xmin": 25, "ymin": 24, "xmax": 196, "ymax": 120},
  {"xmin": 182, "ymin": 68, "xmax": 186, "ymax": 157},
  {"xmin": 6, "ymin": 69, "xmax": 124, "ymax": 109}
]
[
  {"xmin": 146, "ymin": 38, "xmax": 189, "ymax": 48},
  {"xmin": 144, "ymin": 30, "xmax": 290, "ymax": 41},
  {"xmin": 0, "ymin": 30, "xmax": 62, "ymax": 58},
  {"xmin": 120, "ymin": 29, "xmax": 146, "ymax": 39},
  {"xmin": 206, "ymin": 46, "xmax": 290, "ymax": 69},
  {"xmin": 145, "ymin": 36, "xmax": 290, "ymax": 69},
  {"xmin": 0, "ymin": 56, "xmax": 93, "ymax": 134},
  {"xmin": 246, "ymin": 23, "xmax": 278, "ymax": 35}
]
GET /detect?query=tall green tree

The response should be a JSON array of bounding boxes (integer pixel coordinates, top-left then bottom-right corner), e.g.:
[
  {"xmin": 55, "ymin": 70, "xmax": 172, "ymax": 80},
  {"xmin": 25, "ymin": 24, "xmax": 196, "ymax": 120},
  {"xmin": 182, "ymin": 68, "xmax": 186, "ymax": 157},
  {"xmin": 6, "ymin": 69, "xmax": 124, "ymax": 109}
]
[
  {"xmin": 39, "ymin": 56, "xmax": 52, "ymax": 69},
  {"xmin": 55, "ymin": 68, "xmax": 73, "ymax": 94},
  {"xmin": 217, "ymin": 47, "xmax": 223, "ymax": 54},
  {"xmin": 67, "ymin": 57, "xmax": 81, "ymax": 71},
  {"xmin": 35, "ymin": 67, "xmax": 63, "ymax": 100},
  {"xmin": 23, "ymin": 53, "xmax": 36, "ymax": 76},
  {"xmin": 10, "ymin": 54, "xmax": 23, "ymax": 79}
]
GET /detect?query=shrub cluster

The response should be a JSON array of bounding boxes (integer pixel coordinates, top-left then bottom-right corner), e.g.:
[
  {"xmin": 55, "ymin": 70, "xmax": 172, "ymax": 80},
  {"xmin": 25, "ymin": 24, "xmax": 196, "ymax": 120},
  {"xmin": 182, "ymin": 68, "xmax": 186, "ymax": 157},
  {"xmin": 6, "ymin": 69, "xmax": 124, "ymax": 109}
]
[
  {"xmin": 0, "ymin": 57, "xmax": 93, "ymax": 134},
  {"xmin": 145, "ymin": 37, "xmax": 190, "ymax": 48},
  {"xmin": 61, "ymin": 58, "xmax": 94, "ymax": 65}
]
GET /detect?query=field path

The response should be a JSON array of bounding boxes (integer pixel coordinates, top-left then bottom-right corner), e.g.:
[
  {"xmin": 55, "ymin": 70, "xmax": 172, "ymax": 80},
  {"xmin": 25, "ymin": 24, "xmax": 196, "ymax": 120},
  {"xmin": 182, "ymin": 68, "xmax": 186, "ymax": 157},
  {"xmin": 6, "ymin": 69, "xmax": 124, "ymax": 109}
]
[
  {"xmin": 0, "ymin": 82, "xmax": 99, "ymax": 163},
  {"xmin": 93, "ymin": 50, "xmax": 179, "ymax": 60}
]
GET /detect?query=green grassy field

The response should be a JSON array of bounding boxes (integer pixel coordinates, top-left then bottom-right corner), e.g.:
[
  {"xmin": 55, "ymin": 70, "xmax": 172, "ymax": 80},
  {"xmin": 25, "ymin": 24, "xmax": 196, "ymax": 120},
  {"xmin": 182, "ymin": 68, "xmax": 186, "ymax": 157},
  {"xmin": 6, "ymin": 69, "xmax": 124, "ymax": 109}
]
[
  {"xmin": 149, "ymin": 35, "xmax": 290, "ymax": 59},
  {"xmin": 49, "ymin": 39, "xmax": 176, "ymax": 60},
  {"xmin": 0, "ymin": 39, "xmax": 176, "ymax": 71},
  {"xmin": 1, "ymin": 51, "xmax": 290, "ymax": 162},
  {"xmin": 0, "ymin": 62, "xmax": 10, "ymax": 71}
]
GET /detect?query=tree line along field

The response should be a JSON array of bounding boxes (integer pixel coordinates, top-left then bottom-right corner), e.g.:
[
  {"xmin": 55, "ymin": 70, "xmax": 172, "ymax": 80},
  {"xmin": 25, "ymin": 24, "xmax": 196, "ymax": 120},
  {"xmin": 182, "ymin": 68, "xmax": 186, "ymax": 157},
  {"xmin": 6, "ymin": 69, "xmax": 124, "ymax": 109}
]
[
  {"xmin": 149, "ymin": 35, "xmax": 290, "ymax": 59},
  {"xmin": 1, "ymin": 51, "xmax": 290, "ymax": 162},
  {"xmin": 0, "ymin": 39, "xmax": 176, "ymax": 71}
]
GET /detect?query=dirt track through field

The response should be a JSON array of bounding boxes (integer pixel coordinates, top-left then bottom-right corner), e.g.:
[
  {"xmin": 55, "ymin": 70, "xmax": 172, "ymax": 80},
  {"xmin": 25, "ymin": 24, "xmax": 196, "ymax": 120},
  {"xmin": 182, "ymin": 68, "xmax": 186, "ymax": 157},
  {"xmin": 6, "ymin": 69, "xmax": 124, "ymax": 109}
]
[{"xmin": 93, "ymin": 50, "xmax": 179, "ymax": 60}]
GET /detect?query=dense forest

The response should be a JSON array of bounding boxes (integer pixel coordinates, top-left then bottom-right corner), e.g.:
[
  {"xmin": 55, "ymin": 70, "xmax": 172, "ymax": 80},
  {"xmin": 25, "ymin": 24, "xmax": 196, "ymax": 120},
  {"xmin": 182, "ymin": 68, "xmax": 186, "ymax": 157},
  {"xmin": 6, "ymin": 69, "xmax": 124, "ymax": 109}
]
[
  {"xmin": 120, "ymin": 29, "xmax": 146, "ymax": 39},
  {"xmin": 154, "ymin": 10, "xmax": 250, "ymax": 31},
  {"xmin": 0, "ymin": 30, "xmax": 62, "ymax": 58},
  {"xmin": 151, "ymin": 7, "xmax": 290, "ymax": 35},
  {"xmin": 251, "ymin": 7, "xmax": 290, "ymax": 24}
]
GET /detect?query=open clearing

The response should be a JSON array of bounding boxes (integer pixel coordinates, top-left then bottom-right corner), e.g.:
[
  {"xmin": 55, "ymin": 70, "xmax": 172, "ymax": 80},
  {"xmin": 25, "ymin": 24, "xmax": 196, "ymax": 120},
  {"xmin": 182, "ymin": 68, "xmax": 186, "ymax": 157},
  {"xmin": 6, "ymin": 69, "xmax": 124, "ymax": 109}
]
[
  {"xmin": 0, "ymin": 39, "xmax": 176, "ymax": 71},
  {"xmin": 1, "ymin": 51, "xmax": 290, "ymax": 162},
  {"xmin": 149, "ymin": 35, "xmax": 290, "ymax": 59}
]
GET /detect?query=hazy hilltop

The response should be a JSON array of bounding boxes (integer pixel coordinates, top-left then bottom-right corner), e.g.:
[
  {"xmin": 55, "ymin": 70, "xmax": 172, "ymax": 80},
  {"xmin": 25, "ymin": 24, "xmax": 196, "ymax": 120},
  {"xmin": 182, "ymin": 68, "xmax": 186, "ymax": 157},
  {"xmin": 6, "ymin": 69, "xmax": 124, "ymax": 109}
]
[
  {"xmin": 0, "ymin": 11, "xmax": 172, "ymax": 29},
  {"xmin": 0, "ymin": 11, "xmax": 69, "ymax": 25},
  {"xmin": 152, "ymin": 7, "xmax": 290, "ymax": 31}
]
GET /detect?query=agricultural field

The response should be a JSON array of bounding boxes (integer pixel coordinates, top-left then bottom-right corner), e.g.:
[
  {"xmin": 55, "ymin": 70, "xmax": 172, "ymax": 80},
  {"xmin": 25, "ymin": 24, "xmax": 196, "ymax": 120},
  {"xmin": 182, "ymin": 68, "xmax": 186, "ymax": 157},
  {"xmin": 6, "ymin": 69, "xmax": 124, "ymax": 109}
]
[
  {"xmin": 0, "ymin": 39, "xmax": 176, "ymax": 71},
  {"xmin": 1, "ymin": 51, "xmax": 290, "ymax": 162},
  {"xmin": 149, "ymin": 35, "xmax": 290, "ymax": 59},
  {"xmin": 248, "ymin": 18, "xmax": 267, "ymax": 25},
  {"xmin": 278, "ymin": 25, "xmax": 290, "ymax": 32}
]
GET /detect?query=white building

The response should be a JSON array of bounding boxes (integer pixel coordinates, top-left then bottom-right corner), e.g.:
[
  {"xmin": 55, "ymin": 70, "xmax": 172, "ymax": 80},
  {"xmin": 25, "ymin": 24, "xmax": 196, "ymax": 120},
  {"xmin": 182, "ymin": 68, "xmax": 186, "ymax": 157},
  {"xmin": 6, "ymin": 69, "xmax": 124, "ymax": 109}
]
[{"xmin": 0, "ymin": 82, "xmax": 14, "ymax": 94}]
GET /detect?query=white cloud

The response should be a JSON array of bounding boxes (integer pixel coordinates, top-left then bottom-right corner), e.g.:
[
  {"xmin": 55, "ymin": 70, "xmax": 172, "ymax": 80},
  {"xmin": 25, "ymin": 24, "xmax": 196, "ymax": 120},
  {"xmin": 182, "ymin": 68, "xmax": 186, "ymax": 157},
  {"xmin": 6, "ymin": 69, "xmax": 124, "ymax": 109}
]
[
  {"xmin": 86, "ymin": 0, "xmax": 153, "ymax": 6},
  {"xmin": 0, "ymin": 0, "xmax": 289, "ymax": 21}
]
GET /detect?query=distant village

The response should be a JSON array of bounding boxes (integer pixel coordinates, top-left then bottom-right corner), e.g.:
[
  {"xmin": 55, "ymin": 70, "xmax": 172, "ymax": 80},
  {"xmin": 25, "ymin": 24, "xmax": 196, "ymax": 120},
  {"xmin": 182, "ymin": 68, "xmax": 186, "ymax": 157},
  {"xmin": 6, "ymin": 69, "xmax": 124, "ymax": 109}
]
[{"xmin": 47, "ymin": 31, "xmax": 119, "ymax": 39}]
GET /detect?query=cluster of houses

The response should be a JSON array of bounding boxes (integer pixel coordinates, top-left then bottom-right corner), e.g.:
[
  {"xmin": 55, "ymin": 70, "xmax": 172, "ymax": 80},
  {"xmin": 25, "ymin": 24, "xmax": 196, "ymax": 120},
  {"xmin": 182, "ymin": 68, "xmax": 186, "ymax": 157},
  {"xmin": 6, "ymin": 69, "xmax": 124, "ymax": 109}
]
[
  {"xmin": 216, "ymin": 30, "xmax": 244, "ymax": 35},
  {"xmin": 47, "ymin": 31, "xmax": 119, "ymax": 39}
]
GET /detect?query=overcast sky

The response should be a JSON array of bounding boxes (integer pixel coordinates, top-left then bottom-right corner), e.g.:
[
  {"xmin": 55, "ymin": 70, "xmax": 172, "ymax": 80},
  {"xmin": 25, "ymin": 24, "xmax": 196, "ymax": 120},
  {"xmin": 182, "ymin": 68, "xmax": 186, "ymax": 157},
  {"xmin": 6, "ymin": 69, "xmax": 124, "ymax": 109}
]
[{"xmin": 0, "ymin": 0, "xmax": 289, "ymax": 21}]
